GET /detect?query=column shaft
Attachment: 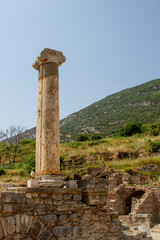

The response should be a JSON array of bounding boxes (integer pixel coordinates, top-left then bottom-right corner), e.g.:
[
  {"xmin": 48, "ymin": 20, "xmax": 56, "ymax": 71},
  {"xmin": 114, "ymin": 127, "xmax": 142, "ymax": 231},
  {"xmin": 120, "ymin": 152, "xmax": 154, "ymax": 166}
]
[
  {"xmin": 36, "ymin": 62, "xmax": 60, "ymax": 175},
  {"xmin": 35, "ymin": 76, "xmax": 42, "ymax": 174},
  {"xmin": 32, "ymin": 48, "xmax": 66, "ymax": 178}
]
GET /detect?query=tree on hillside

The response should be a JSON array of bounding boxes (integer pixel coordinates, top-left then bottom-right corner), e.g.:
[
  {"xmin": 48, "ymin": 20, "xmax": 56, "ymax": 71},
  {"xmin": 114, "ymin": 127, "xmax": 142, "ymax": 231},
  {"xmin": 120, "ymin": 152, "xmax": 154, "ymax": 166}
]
[
  {"xmin": 0, "ymin": 126, "xmax": 15, "ymax": 162},
  {"xmin": 0, "ymin": 126, "xmax": 26, "ymax": 163},
  {"xmin": 75, "ymin": 134, "xmax": 89, "ymax": 142},
  {"xmin": 118, "ymin": 122, "xmax": 142, "ymax": 137},
  {"xmin": 11, "ymin": 126, "xmax": 26, "ymax": 163},
  {"xmin": 91, "ymin": 133, "xmax": 102, "ymax": 141}
]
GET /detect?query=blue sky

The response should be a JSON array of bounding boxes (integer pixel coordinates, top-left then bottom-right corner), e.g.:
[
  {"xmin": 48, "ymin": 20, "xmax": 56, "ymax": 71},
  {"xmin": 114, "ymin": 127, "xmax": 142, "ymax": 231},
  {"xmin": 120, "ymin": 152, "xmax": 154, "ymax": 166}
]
[{"xmin": 0, "ymin": 0, "xmax": 160, "ymax": 130}]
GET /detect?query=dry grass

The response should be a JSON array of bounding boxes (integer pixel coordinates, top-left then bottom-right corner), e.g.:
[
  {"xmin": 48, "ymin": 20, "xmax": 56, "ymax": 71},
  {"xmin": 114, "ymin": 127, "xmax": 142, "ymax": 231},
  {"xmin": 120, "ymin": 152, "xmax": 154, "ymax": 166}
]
[
  {"xmin": 60, "ymin": 135, "xmax": 153, "ymax": 158},
  {"xmin": 108, "ymin": 155, "xmax": 160, "ymax": 170},
  {"xmin": 60, "ymin": 135, "xmax": 160, "ymax": 177},
  {"xmin": 0, "ymin": 169, "xmax": 29, "ymax": 189},
  {"xmin": 0, "ymin": 135, "xmax": 160, "ymax": 185}
]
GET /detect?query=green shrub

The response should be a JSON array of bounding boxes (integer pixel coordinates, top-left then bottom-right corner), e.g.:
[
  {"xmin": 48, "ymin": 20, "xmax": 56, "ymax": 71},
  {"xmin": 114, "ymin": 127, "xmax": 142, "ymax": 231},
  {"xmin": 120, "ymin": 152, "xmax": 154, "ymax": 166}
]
[
  {"xmin": 0, "ymin": 168, "xmax": 6, "ymax": 175},
  {"xmin": 75, "ymin": 134, "xmax": 89, "ymax": 142},
  {"xmin": 60, "ymin": 154, "xmax": 67, "ymax": 168},
  {"xmin": 142, "ymin": 123, "xmax": 160, "ymax": 136},
  {"xmin": 20, "ymin": 139, "xmax": 35, "ymax": 145},
  {"xmin": 138, "ymin": 170, "xmax": 160, "ymax": 181},
  {"xmin": 18, "ymin": 169, "xmax": 27, "ymax": 177},
  {"xmin": 147, "ymin": 139, "xmax": 160, "ymax": 153},
  {"xmin": 124, "ymin": 167, "xmax": 134, "ymax": 175},
  {"xmin": 88, "ymin": 139, "xmax": 106, "ymax": 146},
  {"xmin": 16, "ymin": 162, "xmax": 24, "ymax": 169},
  {"xmin": 138, "ymin": 170, "xmax": 151, "ymax": 176},
  {"xmin": 25, "ymin": 152, "xmax": 35, "ymax": 174},
  {"xmin": 118, "ymin": 122, "xmax": 142, "ymax": 137},
  {"xmin": 67, "ymin": 142, "xmax": 82, "ymax": 148},
  {"xmin": 2, "ymin": 162, "xmax": 15, "ymax": 170},
  {"xmin": 88, "ymin": 141, "xmax": 99, "ymax": 146},
  {"xmin": 90, "ymin": 133, "xmax": 102, "ymax": 141}
]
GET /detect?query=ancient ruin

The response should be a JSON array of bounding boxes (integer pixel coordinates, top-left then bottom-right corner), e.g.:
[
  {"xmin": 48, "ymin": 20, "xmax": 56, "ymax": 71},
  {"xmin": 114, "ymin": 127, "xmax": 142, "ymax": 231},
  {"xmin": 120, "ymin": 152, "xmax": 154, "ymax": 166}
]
[
  {"xmin": 0, "ymin": 48, "xmax": 158, "ymax": 239},
  {"xmin": 28, "ymin": 48, "xmax": 66, "ymax": 188}
]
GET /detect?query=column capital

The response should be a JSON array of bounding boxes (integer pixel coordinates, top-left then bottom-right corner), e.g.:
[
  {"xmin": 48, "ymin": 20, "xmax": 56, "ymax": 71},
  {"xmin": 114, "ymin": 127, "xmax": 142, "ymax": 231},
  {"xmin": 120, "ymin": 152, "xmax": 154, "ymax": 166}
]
[{"xmin": 32, "ymin": 48, "xmax": 66, "ymax": 70}]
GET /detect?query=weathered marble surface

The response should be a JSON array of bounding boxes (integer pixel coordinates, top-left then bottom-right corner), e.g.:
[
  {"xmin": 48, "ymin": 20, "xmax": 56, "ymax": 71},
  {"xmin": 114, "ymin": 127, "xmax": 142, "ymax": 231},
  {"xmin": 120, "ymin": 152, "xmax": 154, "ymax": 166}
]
[{"xmin": 33, "ymin": 48, "xmax": 66, "ymax": 176}]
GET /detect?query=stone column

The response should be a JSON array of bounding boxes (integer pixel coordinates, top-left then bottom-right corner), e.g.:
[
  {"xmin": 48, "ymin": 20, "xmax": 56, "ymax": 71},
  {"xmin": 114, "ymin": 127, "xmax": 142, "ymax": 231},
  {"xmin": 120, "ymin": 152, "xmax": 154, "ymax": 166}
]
[{"xmin": 30, "ymin": 48, "xmax": 66, "ymax": 186}]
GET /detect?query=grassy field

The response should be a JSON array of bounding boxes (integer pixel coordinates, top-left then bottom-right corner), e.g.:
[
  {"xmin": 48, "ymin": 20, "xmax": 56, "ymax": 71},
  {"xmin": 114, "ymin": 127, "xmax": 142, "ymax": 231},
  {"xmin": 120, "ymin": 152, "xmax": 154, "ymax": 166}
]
[{"xmin": 0, "ymin": 134, "xmax": 159, "ymax": 187}]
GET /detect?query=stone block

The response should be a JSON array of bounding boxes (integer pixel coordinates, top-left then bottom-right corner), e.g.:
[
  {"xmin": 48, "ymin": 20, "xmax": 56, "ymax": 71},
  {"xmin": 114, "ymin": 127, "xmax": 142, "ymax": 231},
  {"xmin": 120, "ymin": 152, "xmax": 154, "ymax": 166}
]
[
  {"xmin": 34, "ymin": 198, "xmax": 40, "ymax": 204},
  {"xmin": 59, "ymin": 215, "xmax": 67, "ymax": 223},
  {"xmin": 4, "ymin": 216, "xmax": 16, "ymax": 236},
  {"xmin": 23, "ymin": 204, "xmax": 34, "ymax": 211},
  {"xmin": 0, "ymin": 193, "xmax": 2, "ymax": 199},
  {"xmin": 42, "ymin": 214, "xmax": 57, "ymax": 224},
  {"xmin": 37, "ymin": 210, "xmax": 46, "ymax": 215},
  {"xmin": 95, "ymin": 222, "xmax": 109, "ymax": 232},
  {"xmin": 53, "ymin": 226, "xmax": 72, "ymax": 236},
  {"xmin": 21, "ymin": 215, "xmax": 33, "ymax": 234},
  {"xmin": 36, "ymin": 204, "xmax": 50, "ymax": 210},
  {"xmin": 82, "ymin": 190, "xmax": 107, "ymax": 205},
  {"xmin": 31, "ymin": 192, "xmax": 38, "ymax": 198},
  {"xmin": 25, "ymin": 193, "xmax": 32, "ymax": 199},
  {"xmin": 0, "ymin": 217, "xmax": 7, "ymax": 237},
  {"xmin": 53, "ymin": 200, "xmax": 62, "ymax": 206},
  {"xmin": 0, "ymin": 223, "xmax": 3, "ymax": 239},
  {"xmin": 39, "ymin": 193, "xmax": 48, "ymax": 198},
  {"xmin": 39, "ymin": 179, "xmax": 65, "ymax": 188},
  {"xmin": 66, "ymin": 180, "xmax": 77, "ymax": 188},
  {"xmin": 29, "ymin": 220, "xmax": 44, "ymax": 239},
  {"xmin": 13, "ymin": 233, "xmax": 24, "ymax": 240},
  {"xmin": 63, "ymin": 194, "xmax": 72, "ymax": 200},
  {"xmin": 16, "ymin": 215, "xmax": 20, "ymax": 233},
  {"xmin": 72, "ymin": 226, "xmax": 83, "ymax": 236},
  {"xmin": 73, "ymin": 194, "xmax": 82, "ymax": 201},
  {"xmin": 43, "ymin": 199, "xmax": 52, "ymax": 205},
  {"xmin": 52, "ymin": 194, "xmax": 62, "ymax": 200},
  {"xmin": 3, "ymin": 205, "xmax": 12, "ymax": 213},
  {"xmin": 3, "ymin": 192, "xmax": 24, "ymax": 203},
  {"xmin": 57, "ymin": 205, "xmax": 68, "ymax": 211},
  {"xmin": 21, "ymin": 235, "xmax": 32, "ymax": 240},
  {"xmin": 78, "ymin": 178, "xmax": 108, "ymax": 190},
  {"xmin": 39, "ymin": 230, "xmax": 52, "ymax": 240},
  {"xmin": 27, "ymin": 179, "xmax": 39, "ymax": 188},
  {"xmin": 13, "ymin": 205, "xmax": 23, "ymax": 213}
]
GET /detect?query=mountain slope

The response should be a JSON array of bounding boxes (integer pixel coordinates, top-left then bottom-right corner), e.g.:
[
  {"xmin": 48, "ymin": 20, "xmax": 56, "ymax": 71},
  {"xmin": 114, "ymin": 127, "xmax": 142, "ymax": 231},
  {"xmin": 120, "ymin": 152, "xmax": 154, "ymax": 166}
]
[
  {"xmin": 22, "ymin": 78, "xmax": 160, "ymax": 142},
  {"xmin": 60, "ymin": 78, "xmax": 160, "ymax": 141}
]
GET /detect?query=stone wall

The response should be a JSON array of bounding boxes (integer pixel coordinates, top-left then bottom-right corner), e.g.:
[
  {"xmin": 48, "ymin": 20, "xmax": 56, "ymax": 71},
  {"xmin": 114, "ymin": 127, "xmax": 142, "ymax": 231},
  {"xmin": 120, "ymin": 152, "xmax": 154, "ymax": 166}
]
[
  {"xmin": 106, "ymin": 186, "xmax": 146, "ymax": 216},
  {"xmin": 154, "ymin": 189, "xmax": 160, "ymax": 221},
  {"xmin": 107, "ymin": 192, "xmax": 124, "ymax": 215},
  {"xmin": 129, "ymin": 189, "xmax": 160, "ymax": 223},
  {"xmin": 0, "ymin": 187, "xmax": 124, "ymax": 240},
  {"xmin": 0, "ymin": 187, "xmax": 150, "ymax": 240},
  {"xmin": 132, "ymin": 191, "xmax": 156, "ymax": 222}
]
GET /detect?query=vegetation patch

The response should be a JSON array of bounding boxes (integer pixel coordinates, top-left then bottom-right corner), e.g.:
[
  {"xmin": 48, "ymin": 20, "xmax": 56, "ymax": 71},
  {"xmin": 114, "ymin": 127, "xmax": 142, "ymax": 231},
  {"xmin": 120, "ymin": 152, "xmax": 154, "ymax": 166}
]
[
  {"xmin": 108, "ymin": 155, "xmax": 160, "ymax": 170},
  {"xmin": 25, "ymin": 152, "xmax": 35, "ymax": 174}
]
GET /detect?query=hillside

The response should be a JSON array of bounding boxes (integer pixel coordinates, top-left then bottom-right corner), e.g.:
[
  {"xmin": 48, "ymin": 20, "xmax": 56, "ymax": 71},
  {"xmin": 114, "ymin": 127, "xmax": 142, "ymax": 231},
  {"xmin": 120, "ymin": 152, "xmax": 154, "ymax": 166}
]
[
  {"xmin": 23, "ymin": 78, "xmax": 160, "ymax": 142},
  {"xmin": 60, "ymin": 78, "xmax": 160, "ymax": 141}
]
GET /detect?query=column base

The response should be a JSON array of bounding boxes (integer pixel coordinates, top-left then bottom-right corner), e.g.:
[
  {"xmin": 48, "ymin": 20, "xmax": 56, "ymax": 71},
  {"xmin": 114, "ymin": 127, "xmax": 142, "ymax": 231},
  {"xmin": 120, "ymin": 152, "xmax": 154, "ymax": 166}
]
[{"xmin": 27, "ymin": 175, "xmax": 65, "ymax": 188}]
